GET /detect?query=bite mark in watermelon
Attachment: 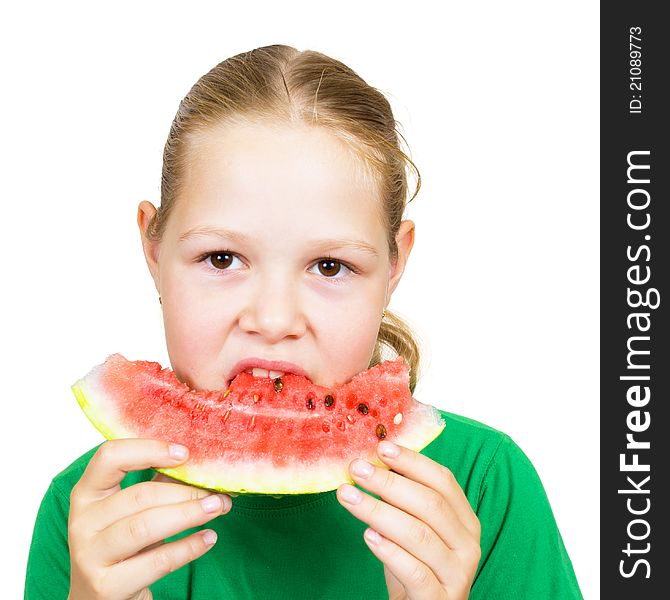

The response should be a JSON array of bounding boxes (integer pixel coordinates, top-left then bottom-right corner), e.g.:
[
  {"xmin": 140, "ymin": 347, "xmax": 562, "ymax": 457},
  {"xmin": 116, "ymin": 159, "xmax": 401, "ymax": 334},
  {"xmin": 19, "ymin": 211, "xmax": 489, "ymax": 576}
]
[{"xmin": 72, "ymin": 354, "xmax": 445, "ymax": 495}]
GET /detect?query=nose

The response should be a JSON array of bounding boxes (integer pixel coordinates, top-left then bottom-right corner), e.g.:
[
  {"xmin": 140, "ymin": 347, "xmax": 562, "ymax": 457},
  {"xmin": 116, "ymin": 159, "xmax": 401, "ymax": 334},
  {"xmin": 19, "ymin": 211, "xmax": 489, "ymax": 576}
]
[{"xmin": 237, "ymin": 270, "xmax": 307, "ymax": 342}]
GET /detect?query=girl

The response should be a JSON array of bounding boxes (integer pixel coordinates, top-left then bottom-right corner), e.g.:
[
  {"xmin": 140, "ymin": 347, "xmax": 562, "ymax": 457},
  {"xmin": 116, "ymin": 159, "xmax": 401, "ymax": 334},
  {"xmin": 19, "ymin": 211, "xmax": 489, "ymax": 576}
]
[{"xmin": 25, "ymin": 45, "xmax": 583, "ymax": 599}]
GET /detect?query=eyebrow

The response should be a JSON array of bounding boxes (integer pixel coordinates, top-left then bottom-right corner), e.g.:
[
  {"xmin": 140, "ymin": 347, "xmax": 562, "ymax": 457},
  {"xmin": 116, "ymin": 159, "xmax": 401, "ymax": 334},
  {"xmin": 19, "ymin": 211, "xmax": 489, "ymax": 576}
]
[{"xmin": 178, "ymin": 226, "xmax": 380, "ymax": 257}]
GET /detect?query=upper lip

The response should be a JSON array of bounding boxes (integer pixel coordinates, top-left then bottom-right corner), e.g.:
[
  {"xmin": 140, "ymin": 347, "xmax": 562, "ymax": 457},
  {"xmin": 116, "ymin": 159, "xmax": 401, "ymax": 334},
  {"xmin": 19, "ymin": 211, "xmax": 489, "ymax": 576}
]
[{"xmin": 226, "ymin": 358, "xmax": 309, "ymax": 387}]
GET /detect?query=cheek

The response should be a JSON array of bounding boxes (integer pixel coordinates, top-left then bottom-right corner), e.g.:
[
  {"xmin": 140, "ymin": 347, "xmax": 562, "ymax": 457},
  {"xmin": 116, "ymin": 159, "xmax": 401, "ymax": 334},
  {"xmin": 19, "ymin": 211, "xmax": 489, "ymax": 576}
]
[
  {"xmin": 160, "ymin": 278, "xmax": 234, "ymax": 383},
  {"xmin": 318, "ymin": 301, "xmax": 383, "ymax": 387}
]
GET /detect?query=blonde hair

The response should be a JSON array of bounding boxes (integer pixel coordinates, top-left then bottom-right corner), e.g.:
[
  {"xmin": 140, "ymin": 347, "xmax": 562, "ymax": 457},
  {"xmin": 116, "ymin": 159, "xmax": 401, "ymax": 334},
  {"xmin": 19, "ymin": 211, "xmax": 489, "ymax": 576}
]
[{"xmin": 147, "ymin": 45, "xmax": 423, "ymax": 392}]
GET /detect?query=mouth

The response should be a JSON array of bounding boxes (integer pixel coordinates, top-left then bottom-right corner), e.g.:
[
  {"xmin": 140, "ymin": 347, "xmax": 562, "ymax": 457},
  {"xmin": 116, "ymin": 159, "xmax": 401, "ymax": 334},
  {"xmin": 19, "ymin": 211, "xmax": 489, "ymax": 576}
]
[
  {"xmin": 225, "ymin": 359, "xmax": 309, "ymax": 389},
  {"xmin": 247, "ymin": 367, "xmax": 286, "ymax": 379}
]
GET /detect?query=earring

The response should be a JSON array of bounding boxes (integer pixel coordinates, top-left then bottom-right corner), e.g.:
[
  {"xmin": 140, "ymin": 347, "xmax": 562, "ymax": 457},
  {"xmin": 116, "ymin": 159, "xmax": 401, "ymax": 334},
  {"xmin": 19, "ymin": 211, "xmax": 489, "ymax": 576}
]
[
  {"xmin": 382, "ymin": 308, "xmax": 386, "ymax": 319},
  {"xmin": 159, "ymin": 296, "xmax": 162, "ymax": 305}
]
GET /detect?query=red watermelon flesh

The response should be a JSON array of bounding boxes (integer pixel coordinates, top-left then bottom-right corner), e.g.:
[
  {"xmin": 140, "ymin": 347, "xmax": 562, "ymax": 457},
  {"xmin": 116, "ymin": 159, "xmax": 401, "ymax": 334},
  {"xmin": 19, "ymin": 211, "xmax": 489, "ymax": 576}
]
[{"xmin": 72, "ymin": 354, "xmax": 445, "ymax": 494}]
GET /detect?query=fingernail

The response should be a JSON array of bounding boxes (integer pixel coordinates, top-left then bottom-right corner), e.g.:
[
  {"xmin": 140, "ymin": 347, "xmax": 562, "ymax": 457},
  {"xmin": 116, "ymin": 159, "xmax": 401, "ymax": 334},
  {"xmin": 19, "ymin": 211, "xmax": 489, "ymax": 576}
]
[
  {"xmin": 379, "ymin": 441, "xmax": 400, "ymax": 458},
  {"xmin": 169, "ymin": 444, "xmax": 188, "ymax": 460},
  {"xmin": 350, "ymin": 459, "xmax": 374, "ymax": 478},
  {"xmin": 202, "ymin": 529, "xmax": 217, "ymax": 546},
  {"xmin": 364, "ymin": 528, "xmax": 383, "ymax": 545},
  {"xmin": 201, "ymin": 494, "xmax": 223, "ymax": 513},
  {"xmin": 339, "ymin": 484, "xmax": 363, "ymax": 505}
]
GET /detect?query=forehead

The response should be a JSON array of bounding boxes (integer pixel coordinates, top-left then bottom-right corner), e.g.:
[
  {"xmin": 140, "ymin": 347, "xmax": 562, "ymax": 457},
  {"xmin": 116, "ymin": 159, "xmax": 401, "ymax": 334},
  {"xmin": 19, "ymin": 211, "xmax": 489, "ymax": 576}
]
[{"xmin": 168, "ymin": 121, "xmax": 386, "ymax": 242}]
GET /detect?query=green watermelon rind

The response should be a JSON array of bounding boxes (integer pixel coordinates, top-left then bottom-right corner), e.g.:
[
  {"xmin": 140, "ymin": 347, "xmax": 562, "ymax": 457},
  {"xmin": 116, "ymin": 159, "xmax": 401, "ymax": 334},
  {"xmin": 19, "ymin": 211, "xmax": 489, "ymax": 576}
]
[{"xmin": 71, "ymin": 358, "xmax": 446, "ymax": 495}]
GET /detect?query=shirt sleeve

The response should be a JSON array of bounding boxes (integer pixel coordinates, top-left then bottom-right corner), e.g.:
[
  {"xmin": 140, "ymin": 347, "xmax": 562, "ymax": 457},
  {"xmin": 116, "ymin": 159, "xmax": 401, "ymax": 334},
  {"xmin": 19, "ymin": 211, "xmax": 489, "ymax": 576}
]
[
  {"xmin": 469, "ymin": 435, "xmax": 584, "ymax": 600},
  {"xmin": 24, "ymin": 480, "xmax": 72, "ymax": 600}
]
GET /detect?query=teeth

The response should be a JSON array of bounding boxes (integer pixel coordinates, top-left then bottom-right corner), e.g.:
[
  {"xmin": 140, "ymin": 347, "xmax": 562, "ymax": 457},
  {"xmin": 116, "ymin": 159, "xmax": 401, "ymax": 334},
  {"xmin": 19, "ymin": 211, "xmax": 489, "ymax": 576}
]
[{"xmin": 249, "ymin": 368, "xmax": 286, "ymax": 379}]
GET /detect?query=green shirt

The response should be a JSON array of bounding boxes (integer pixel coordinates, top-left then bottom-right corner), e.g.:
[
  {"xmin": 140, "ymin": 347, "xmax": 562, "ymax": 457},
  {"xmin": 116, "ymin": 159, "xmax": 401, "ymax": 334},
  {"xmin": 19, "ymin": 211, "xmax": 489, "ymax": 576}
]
[{"xmin": 24, "ymin": 410, "xmax": 583, "ymax": 599}]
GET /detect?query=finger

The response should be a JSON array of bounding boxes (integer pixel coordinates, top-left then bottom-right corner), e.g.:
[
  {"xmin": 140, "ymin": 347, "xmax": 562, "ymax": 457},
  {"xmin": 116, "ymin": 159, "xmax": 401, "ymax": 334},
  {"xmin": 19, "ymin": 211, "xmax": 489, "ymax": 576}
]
[
  {"xmin": 106, "ymin": 529, "xmax": 218, "ymax": 598},
  {"xmin": 362, "ymin": 528, "xmax": 444, "ymax": 600},
  {"xmin": 134, "ymin": 478, "xmax": 200, "ymax": 554},
  {"xmin": 382, "ymin": 564, "xmax": 407, "ymax": 600},
  {"xmin": 348, "ymin": 458, "xmax": 474, "ymax": 552},
  {"xmin": 377, "ymin": 441, "xmax": 480, "ymax": 540},
  {"xmin": 72, "ymin": 439, "xmax": 189, "ymax": 506},
  {"xmin": 95, "ymin": 492, "xmax": 230, "ymax": 563},
  {"xmin": 337, "ymin": 483, "xmax": 457, "ymax": 586},
  {"xmin": 86, "ymin": 480, "xmax": 220, "ymax": 530}
]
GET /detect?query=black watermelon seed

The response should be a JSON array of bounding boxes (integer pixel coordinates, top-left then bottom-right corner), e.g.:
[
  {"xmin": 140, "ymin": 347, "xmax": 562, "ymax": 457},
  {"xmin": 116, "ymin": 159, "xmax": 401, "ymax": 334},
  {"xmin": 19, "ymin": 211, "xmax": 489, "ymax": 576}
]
[
  {"xmin": 273, "ymin": 377, "xmax": 284, "ymax": 393},
  {"xmin": 357, "ymin": 403, "xmax": 369, "ymax": 415},
  {"xmin": 306, "ymin": 397, "xmax": 315, "ymax": 410},
  {"xmin": 324, "ymin": 394, "xmax": 335, "ymax": 408},
  {"xmin": 376, "ymin": 424, "xmax": 387, "ymax": 439}
]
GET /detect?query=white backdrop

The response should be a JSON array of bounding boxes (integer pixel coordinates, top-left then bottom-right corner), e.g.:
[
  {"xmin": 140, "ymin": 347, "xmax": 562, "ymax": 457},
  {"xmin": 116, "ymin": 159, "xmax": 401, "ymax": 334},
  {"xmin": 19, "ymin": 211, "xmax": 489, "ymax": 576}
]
[{"xmin": 3, "ymin": 1, "xmax": 599, "ymax": 598}]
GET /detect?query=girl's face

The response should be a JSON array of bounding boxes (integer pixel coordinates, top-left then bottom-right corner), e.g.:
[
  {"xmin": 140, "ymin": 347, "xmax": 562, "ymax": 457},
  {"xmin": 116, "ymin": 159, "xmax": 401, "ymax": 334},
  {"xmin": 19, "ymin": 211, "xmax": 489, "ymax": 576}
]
[{"xmin": 138, "ymin": 121, "xmax": 414, "ymax": 392}]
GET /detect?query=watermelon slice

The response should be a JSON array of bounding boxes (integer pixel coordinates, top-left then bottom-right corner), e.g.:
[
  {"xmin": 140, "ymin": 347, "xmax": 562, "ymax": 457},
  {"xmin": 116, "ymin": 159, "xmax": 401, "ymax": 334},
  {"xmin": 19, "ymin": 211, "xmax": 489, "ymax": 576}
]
[{"xmin": 72, "ymin": 354, "xmax": 445, "ymax": 495}]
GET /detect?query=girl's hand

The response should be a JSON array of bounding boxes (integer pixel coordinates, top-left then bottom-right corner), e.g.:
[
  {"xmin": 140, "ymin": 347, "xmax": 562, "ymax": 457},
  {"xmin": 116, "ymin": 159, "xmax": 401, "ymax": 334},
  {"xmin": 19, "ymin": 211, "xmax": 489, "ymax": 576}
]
[
  {"xmin": 67, "ymin": 438, "xmax": 231, "ymax": 600},
  {"xmin": 337, "ymin": 442, "xmax": 481, "ymax": 600}
]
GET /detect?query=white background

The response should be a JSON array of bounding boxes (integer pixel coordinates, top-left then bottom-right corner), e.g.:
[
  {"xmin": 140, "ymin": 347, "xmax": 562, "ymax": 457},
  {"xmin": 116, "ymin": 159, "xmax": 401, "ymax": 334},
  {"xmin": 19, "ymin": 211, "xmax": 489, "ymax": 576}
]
[{"xmin": 3, "ymin": 1, "xmax": 599, "ymax": 598}]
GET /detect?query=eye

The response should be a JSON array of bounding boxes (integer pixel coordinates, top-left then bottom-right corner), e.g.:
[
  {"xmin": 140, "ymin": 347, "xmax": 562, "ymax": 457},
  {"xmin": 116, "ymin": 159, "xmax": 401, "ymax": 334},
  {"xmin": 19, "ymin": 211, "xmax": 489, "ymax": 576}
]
[
  {"xmin": 203, "ymin": 252, "xmax": 242, "ymax": 270},
  {"xmin": 311, "ymin": 258, "xmax": 352, "ymax": 278}
]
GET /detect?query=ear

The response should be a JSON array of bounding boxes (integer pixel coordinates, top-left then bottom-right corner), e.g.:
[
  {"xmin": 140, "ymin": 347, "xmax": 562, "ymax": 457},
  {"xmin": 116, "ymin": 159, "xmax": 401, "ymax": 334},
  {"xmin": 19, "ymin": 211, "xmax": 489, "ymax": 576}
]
[
  {"xmin": 137, "ymin": 200, "xmax": 161, "ymax": 293},
  {"xmin": 386, "ymin": 220, "xmax": 415, "ymax": 302}
]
